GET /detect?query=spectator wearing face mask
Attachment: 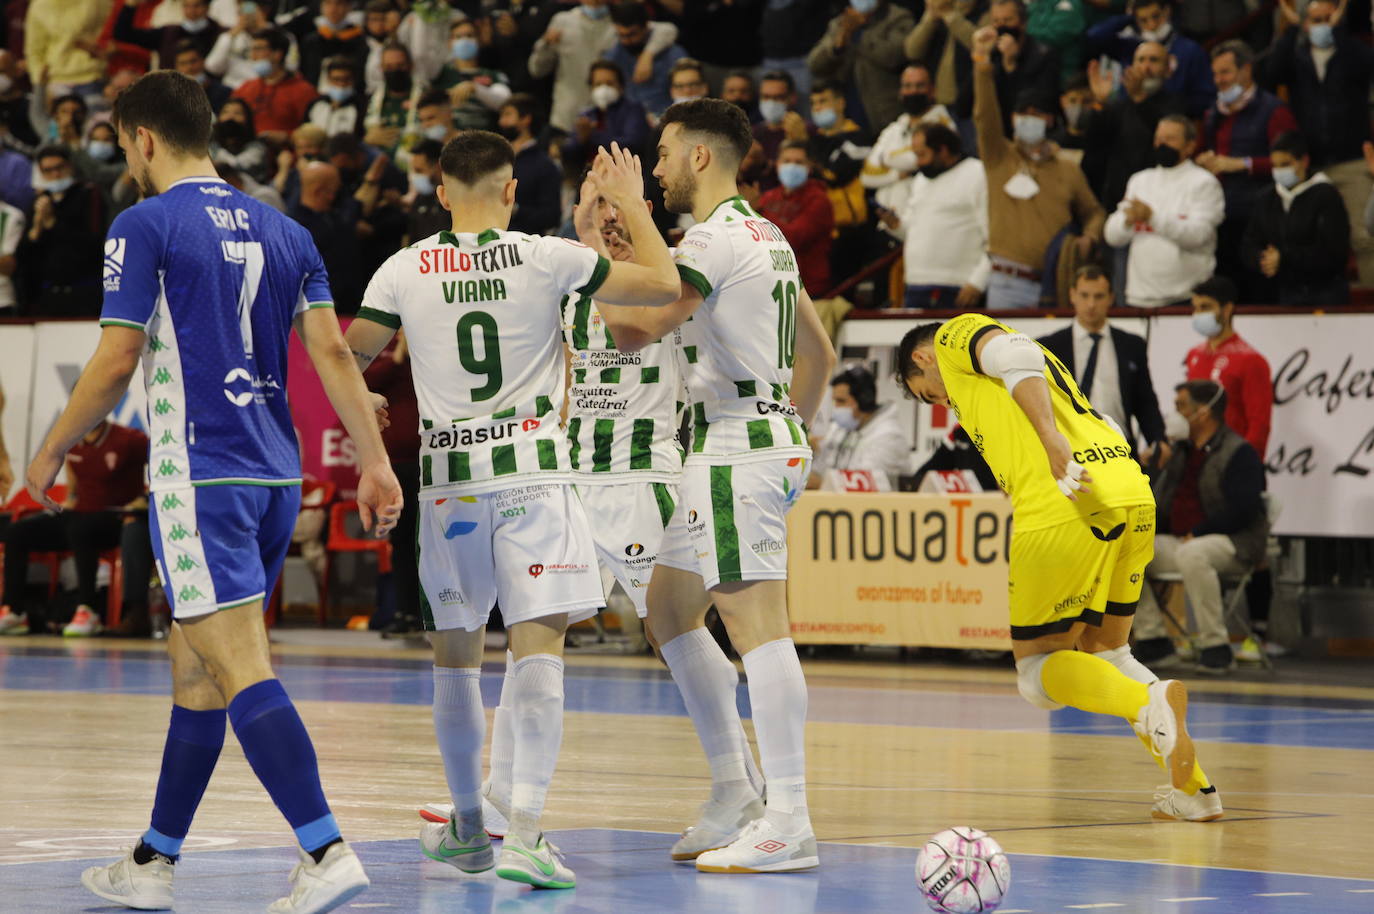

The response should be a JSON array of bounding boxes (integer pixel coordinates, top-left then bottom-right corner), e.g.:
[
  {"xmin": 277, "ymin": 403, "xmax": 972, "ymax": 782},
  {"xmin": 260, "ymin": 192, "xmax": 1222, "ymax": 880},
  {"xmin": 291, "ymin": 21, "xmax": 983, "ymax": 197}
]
[
  {"xmin": 528, "ymin": 0, "xmax": 680, "ymax": 131},
  {"xmin": 721, "ymin": 69, "xmax": 760, "ymax": 123},
  {"xmin": 1184, "ymin": 275, "xmax": 1272, "ymax": 456},
  {"xmin": 972, "ymin": 26, "xmax": 1104, "ymax": 310},
  {"xmin": 308, "ymin": 55, "xmax": 368, "ymax": 137},
  {"xmin": 806, "ymin": 81, "xmax": 872, "ymax": 281},
  {"xmin": 1105, "ymin": 115, "xmax": 1224, "ymax": 309},
  {"xmin": 879, "ymin": 123, "xmax": 988, "ymax": 310},
  {"xmin": 173, "ymin": 40, "xmax": 232, "ymax": 113},
  {"xmin": 1087, "ymin": 0, "xmax": 1215, "ymax": 117},
  {"xmin": 1051, "ymin": 73, "xmax": 1092, "ymax": 157},
  {"xmin": 862, "ymin": 63, "xmax": 956, "ymax": 224},
  {"xmin": 562, "ymin": 60, "xmax": 649, "ymax": 172},
  {"xmin": 1241, "ymin": 130, "xmax": 1350, "ymax": 306},
  {"xmin": 497, "ymin": 93, "xmax": 563, "ymax": 237},
  {"xmin": 1197, "ymin": 40, "xmax": 1297, "ymax": 296},
  {"xmin": 412, "ymin": 89, "xmax": 458, "ymax": 150},
  {"xmin": 604, "ymin": 0, "xmax": 686, "ymax": 118},
  {"xmin": 212, "ymin": 98, "xmax": 271, "ymax": 182},
  {"xmin": 75, "ymin": 120, "xmax": 129, "ymax": 212},
  {"xmin": 753, "ymin": 69, "xmax": 811, "ymax": 168},
  {"xmin": 808, "ymin": 0, "xmax": 914, "ymax": 133},
  {"xmin": 300, "ymin": 0, "xmax": 368, "ymax": 87},
  {"xmin": 403, "ymin": 138, "xmax": 447, "ymax": 242},
  {"xmin": 17, "ymin": 146, "xmax": 105, "ymax": 317},
  {"xmin": 954, "ymin": 0, "xmax": 1061, "ymax": 133},
  {"xmin": 1080, "ymin": 40, "xmax": 1186, "ymax": 212},
  {"xmin": 207, "ymin": 0, "xmax": 298, "ymax": 90},
  {"xmin": 116, "ymin": 0, "xmax": 223, "ymax": 70},
  {"xmin": 808, "ymin": 365, "xmax": 912, "ymax": 490},
  {"xmin": 757, "ymin": 140, "xmax": 835, "ymax": 296},
  {"xmin": 232, "ymin": 28, "xmax": 320, "ymax": 143},
  {"xmin": 363, "ymin": 41, "xmax": 425, "ymax": 157},
  {"xmin": 434, "ymin": 18, "xmax": 512, "ymax": 130},
  {"xmin": 1265, "ymin": 0, "xmax": 1374, "ymax": 286}
]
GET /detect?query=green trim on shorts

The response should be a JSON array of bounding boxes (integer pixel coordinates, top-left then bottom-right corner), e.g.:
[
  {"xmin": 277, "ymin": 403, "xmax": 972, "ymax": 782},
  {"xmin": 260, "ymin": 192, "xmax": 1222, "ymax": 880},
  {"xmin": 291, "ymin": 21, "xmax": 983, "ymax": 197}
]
[
  {"xmin": 218, "ymin": 593, "xmax": 265, "ymax": 611},
  {"xmin": 191, "ymin": 478, "xmax": 301, "ymax": 488},
  {"xmin": 652, "ymin": 482, "xmax": 676, "ymax": 529},
  {"xmin": 709, "ymin": 465, "xmax": 742, "ymax": 583}
]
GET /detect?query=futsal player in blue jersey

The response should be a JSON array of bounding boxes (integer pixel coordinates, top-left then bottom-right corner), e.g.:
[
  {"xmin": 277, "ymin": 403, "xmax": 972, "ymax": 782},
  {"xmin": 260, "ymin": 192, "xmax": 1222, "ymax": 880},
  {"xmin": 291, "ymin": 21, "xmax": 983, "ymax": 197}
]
[{"xmin": 25, "ymin": 71, "xmax": 403, "ymax": 914}]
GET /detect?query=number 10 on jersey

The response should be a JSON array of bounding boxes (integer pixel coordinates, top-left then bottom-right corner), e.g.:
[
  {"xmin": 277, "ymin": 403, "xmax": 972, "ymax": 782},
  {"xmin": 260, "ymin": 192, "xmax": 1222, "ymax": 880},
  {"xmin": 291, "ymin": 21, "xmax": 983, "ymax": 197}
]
[{"xmin": 772, "ymin": 280, "xmax": 797, "ymax": 369}]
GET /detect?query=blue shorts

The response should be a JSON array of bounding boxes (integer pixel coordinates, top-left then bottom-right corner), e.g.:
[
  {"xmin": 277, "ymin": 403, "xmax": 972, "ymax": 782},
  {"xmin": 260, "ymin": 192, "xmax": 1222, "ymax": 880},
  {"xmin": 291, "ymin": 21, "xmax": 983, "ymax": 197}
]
[{"xmin": 149, "ymin": 484, "xmax": 300, "ymax": 620}]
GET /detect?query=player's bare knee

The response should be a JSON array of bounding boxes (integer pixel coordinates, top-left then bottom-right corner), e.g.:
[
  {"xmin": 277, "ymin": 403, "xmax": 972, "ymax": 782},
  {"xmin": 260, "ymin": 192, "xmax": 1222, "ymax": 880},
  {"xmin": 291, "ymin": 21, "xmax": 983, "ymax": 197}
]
[{"xmin": 1014, "ymin": 652, "xmax": 1065, "ymax": 711}]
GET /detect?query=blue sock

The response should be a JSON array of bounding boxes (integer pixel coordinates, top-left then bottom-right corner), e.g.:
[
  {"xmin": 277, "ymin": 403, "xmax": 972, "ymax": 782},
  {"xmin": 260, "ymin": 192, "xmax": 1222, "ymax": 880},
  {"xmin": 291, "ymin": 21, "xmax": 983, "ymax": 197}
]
[
  {"xmin": 227, "ymin": 679, "xmax": 340, "ymax": 853},
  {"xmin": 142, "ymin": 706, "xmax": 227, "ymax": 859}
]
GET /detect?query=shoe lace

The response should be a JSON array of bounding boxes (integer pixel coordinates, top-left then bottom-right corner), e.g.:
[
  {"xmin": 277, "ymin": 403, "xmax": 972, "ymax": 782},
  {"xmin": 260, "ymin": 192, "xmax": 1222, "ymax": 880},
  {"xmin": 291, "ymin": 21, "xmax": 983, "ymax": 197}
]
[
  {"xmin": 732, "ymin": 817, "xmax": 769, "ymax": 846},
  {"xmin": 1152, "ymin": 784, "xmax": 1177, "ymax": 807}
]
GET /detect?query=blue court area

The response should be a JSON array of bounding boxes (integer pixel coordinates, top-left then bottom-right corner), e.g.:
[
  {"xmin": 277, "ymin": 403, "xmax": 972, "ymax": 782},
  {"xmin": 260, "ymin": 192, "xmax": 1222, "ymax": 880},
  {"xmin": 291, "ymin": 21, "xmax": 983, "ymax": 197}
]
[
  {"xmin": 2, "ymin": 646, "xmax": 1373, "ymax": 751},
  {"xmin": 3, "ymin": 829, "xmax": 1372, "ymax": 914}
]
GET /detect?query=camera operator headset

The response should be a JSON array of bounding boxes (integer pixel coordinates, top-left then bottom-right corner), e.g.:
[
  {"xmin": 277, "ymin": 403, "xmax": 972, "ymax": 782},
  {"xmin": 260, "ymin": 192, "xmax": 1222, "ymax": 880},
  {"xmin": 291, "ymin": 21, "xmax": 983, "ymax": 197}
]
[{"xmin": 807, "ymin": 364, "xmax": 913, "ymax": 490}]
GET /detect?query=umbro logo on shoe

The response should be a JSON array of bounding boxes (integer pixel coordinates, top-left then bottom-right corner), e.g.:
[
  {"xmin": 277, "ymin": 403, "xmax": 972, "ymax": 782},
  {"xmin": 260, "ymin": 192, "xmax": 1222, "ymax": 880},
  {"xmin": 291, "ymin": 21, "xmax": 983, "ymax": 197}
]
[{"xmin": 753, "ymin": 840, "xmax": 786, "ymax": 853}]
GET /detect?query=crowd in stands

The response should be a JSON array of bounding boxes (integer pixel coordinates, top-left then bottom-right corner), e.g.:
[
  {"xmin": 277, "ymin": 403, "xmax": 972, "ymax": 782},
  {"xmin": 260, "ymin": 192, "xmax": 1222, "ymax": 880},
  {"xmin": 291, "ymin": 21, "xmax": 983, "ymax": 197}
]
[{"xmin": 0, "ymin": 0, "xmax": 1371, "ymax": 317}]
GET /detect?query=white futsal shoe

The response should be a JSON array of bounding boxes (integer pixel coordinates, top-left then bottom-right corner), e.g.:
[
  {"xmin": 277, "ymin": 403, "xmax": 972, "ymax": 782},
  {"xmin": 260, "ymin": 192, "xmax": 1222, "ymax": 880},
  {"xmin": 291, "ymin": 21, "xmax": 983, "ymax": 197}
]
[
  {"xmin": 694, "ymin": 817, "xmax": 819, "ymax": 873},
  {"xmin": 267, "ymin": 841, "xmax": 369, "ymax": 914},
  {"xmin": 495, "ymin": 833, "xmax": 576, "ymax": 889},
  {"xmin": 1153, "ymin": 785, "xmax": 1225, "ymax": 822},
  {"xmin": 419, "ymin": 782, "xmax": 509, "ymax": 838},
  {"xmin": 1135, "ymin": 679, "xmax": 1197, "ymax": 790},
  {"xmin": 671, "ymin": 795, "xmax": 766, "ymax": 861},
  {"xmin": 420, "ymin": 814, "xmax": 495, "ymax": 873},
  {"xmin": 80, "ymin": 847, "xmax": 174, "ymax": 910}
]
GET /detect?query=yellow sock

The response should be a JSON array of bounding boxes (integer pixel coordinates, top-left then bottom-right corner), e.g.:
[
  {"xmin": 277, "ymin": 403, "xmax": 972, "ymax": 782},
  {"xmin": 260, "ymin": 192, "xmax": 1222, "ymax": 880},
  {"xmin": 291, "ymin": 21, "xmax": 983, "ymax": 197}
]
[
  {"xmin": 1041, "ymin": 651, "xmax": 1150, "ymax": 719},
  {"xmin": 1183, "ymin": 762, "xmax": 1212, "ymax": 795},
  {"xmin": 1136, "ymin": 730, "xmax": 1165, "ymax": 769}
]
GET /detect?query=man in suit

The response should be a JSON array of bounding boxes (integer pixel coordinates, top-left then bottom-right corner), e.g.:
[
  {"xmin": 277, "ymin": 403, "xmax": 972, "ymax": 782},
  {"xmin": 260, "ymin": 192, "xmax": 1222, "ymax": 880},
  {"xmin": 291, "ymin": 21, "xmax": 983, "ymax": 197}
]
[{"xmin": 1038, "ymin": 265, "xmax": 1166, "ymax": 457}]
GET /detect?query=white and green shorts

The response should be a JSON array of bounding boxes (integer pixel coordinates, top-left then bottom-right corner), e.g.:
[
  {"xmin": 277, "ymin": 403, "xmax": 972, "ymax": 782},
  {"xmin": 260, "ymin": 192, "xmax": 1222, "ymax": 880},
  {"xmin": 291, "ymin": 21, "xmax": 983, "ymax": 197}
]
[
  {"xmin": 656, "ymin": 456, "xmax": 809, "ymax": 591},
  {"xmin": 417, "ymin": 484, "xmax": 604, "ymax": 632},
  {"xmin": 577, "ymin": 480, "xmax": 678, "ymax": 618}
]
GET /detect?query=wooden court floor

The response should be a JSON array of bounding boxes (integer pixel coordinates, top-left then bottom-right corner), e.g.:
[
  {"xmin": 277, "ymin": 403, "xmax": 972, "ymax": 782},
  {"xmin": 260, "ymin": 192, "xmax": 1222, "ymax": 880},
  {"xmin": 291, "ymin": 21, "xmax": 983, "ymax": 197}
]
[{"xmin": 1, "ymin": 635, "xmax": 1372, "ymax": 912}]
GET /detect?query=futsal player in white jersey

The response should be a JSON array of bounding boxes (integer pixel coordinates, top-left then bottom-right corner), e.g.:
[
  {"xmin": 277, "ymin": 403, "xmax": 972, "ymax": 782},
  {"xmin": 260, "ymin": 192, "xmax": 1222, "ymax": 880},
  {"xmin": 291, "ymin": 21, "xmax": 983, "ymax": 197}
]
[
  {"xmin": 585, "ymin": 98, "xmax": 837, "ymax": 873},
  {"xmin": 344, "ymin": 132, "xmax": 679, "ymax": 889}
]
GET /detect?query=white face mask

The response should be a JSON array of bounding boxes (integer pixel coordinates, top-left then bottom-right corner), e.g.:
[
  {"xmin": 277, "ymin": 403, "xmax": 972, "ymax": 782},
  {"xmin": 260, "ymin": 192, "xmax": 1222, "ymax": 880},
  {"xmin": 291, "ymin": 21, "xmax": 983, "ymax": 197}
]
[
  {"xmin": 1163, "ymin": 410, "xmax": 1190, "ymax": 442},
  {"xmin": 832, "ymin": 406, "xmax": 860, "ymax": 431},
  {"xmin": 590, "ymin": 84, "xmax": 620, "ymax": 110}
]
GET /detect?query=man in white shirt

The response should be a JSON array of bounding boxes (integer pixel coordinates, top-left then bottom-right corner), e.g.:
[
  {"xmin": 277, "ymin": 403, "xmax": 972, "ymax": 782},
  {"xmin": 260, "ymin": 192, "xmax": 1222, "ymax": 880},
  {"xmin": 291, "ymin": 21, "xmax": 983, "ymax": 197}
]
[
  {"xmin": 862, "ymin": 63, "xmax": 956, "ymax": 226},
  {"xmin": 808, "ymin": 365, "xmax": 912, "ymax": 490},
  {"xmin": 878, "ymin": 122, "xmax": 989, "ymax": 310},
  {"xmin": 1105, "ymin": 114, "xmax": 1225, "ymax": 308}
]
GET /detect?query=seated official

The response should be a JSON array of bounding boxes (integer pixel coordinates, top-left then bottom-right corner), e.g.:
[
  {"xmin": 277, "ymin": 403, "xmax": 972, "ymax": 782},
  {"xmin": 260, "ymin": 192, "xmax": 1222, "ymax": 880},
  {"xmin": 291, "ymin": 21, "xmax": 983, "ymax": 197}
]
[
  {"xmin": 0, "ymin": 420, "xmax": 153, "ymax": 637},
  {"xmin": 808, "ymin": 365, "xmax": 912, "ymax": 490},
  {"xmin": 1133, "ymin": 380, "xmax": 1268, "ymax": 675}
]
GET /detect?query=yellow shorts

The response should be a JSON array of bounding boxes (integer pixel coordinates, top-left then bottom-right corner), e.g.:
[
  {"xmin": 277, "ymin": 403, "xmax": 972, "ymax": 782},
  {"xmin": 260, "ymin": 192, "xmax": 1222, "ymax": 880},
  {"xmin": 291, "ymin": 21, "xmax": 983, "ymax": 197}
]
[{"xmin": 1007, "ymin": 504, "xmax": 1155, "ymax": 641}]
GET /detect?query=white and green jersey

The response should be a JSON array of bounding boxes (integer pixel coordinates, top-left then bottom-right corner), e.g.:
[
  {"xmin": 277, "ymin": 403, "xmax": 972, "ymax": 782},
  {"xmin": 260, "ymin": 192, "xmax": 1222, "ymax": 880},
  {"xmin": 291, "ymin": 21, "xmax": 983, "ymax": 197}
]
[
  {"xmin": 674, "ymin": 196, "xmax": 810, "ymax": 464},
  {"xmin": 561, "ymin": 291, "xmax": 685, "ymax": 483},
  {"xmin": 358, "ymin": 228, "xmax": 610, "ymax": 496}
]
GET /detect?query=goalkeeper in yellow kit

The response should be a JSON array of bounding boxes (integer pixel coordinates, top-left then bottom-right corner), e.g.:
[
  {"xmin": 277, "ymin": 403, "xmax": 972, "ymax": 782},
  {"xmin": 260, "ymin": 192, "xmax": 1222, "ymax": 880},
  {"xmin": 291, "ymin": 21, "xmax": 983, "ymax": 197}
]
[{"xmin": 897, "ymin": 313, "xmax": 1222, "ymax": 822}]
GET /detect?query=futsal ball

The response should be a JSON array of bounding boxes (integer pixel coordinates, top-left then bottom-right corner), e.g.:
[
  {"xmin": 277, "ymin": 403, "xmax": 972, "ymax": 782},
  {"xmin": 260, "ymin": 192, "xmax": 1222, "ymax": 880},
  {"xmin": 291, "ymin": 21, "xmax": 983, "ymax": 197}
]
[{"xmin": 916, "ymin": 826, "xmax": 1011, "ymax": 913}]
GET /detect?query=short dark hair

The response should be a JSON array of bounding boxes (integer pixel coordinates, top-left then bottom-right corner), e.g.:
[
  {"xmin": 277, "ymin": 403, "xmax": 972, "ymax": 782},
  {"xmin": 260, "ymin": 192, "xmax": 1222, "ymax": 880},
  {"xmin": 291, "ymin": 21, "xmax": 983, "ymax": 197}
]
[
  {"xmin": 913, "ymin": 122, "xmax": 962, "ymax": 158},
  {"xmin": 52, "ymin": 93, "xmax": 88, "ymax": 116},
  {"xmin": 410, "ymin": 138, "xmax": 443, "ymax": 164},
  {"xmin": 35, "ymin": 144, "xmax": 72, "ymax": 164},
  {"xmin": 609, "ymin": 0, "xmax": 649, "ymax": 28},
  {"xmin": 1014, "ymin": 88, "xmax": 1056, "ymax": 117},
  {"xmin": 991, "ymin": 0, "xmax": 1028, "ymax": 22},
  {"xmin": 1063, "ymin": 72, "xmax": 1090, "ymax": 93},
  {"xmin": 112, "ymin": 70, "xmax": 214, "ymax": 157},
  {"xmin": 1159, "ymin": 112, "xmax": 1197, "ymax": 143},
  {"xmin": 895, "ymin": 322, "xmax": 942, "ymax": 390},
  {"xmin": 1211, "ymin": 39, "xmax": 1254, "ymax": 68},
  {"xmin": 1193, "ymin": 275, "xmax": 1238, "ymax": 305},
  {"xmin": 324, "ymin": 55, "xmax": 355, "ymax": 76},
  {"xmin": 588, "ymin": 59, "xmax": 624, "ymax": 87},
  {"xmin": 364, "ymin": 0, "xmax": 393, "ymax": 13},
  {"xmin": 779, "ymin": 138, "xmax": 809, "ymax": 157},
  {"xmin": 670, "ymin": 58, "xmax": 705, "ymax": 81},
  {"xmin": 1271, "ymin": 129, "xmax": 1308, "ymax": 160},
  {"xmin": 724, "ymin": 69, "xmax": 754, "ymax": 86},
  {"xmin": 810, "ymin": 80, "xmax": 843, "ymax": 99},
  {"xmin": 1130, "ymin": 0, "xmax": 1171, "ymax": 12},
  {"xmin": 254, "ymin": 28, "xmax": 291, "ymax": 57},
  {"xmin": 758, "ymin": 69, "xmax": 795, "ymax": 94},
  {"xmin": 380, "ymin": 40, "xmax": 412, "ymax": 64},
  {"xmin": 501, "ymin": 92, "xmax": 542, "ymax": 131},
  {"xmin": 417, "ymin": 88, "xmax": 450, "ymax": 111},
  {"xmin": 657, "ymin": 97, "xmax": 753, "ymax": 165},
  {"xmin": 832, "ymin": 364, "xmax": 878, "ymax": 412},
  {"xmin": 1176, "ymin": 379, "xmax": 1227, "ymax": 418},
  {"xmin": 440, "ymin": 130, "xmax": 515, "ymax": 185},
  {"xmin": 173, "ymin": 39, "xmax": 203, "ymax": 60},
  {"xmin": 326, "ymin": 132, "xmax": 363, "ymax": 159},
  {"xmin": 1073, "ymin": 264, "xmax": 1113, "ymax": 290}
]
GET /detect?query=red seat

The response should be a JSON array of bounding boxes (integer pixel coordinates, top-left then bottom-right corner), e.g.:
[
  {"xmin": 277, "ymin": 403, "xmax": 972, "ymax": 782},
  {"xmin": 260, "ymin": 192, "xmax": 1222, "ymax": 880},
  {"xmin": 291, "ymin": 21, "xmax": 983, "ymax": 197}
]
[
  {"xmin": 266, "ymin": 480, "xmax": 337, "ymax": 627},
  {"xmin": 1, "ymin": 487, "xmax": 120, "ymax": 626},
  {"xmin": 319, "ymin": 500, "xmax": 393, "ymax": 626}
]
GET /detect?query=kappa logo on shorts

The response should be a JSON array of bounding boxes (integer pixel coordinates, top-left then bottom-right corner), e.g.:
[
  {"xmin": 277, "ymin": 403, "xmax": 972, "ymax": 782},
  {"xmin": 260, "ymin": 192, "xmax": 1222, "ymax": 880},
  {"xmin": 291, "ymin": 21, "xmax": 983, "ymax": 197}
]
[
  {"xmin": 529, "ymin": 564, "xmax": 544, "ymax": 578},
  {"xmin": 625, "ymin": 543, "xmax": 645, "ymax": 556},
  {"xmin": 444, "ymin": 521, "xmax": 479, "ymax": 539}
]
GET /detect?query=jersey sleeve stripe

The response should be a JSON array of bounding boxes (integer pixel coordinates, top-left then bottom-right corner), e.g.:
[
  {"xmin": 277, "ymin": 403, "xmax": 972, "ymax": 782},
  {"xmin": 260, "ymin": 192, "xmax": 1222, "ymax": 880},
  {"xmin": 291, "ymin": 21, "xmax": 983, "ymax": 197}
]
[
  {"xmin": 575, "ymin": 255, "xmax": 611, "ymax": 296},
  {"xmin": 99, "ymin": 317, "xmax": 149, "ymax": 331},
  {"xmin": 677, "ymin": 264, "xmax": 712, "ymax": 299},
  {"xmin": 968, "ymin": 323, "xmax": 999, "ymax": 376},
  {"xmin": 304, "ymin": 301, "xmax": 334, "ymax": 310},
  {"xmin": 356, "ymin": 306, "xmax": 401, "ymax": 329}
]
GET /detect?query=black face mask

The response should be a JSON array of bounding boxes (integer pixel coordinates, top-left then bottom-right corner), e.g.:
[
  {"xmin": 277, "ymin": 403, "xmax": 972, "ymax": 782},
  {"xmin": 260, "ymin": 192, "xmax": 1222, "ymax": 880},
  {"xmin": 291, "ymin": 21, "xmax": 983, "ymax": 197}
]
[
  {"xmin": 496, "ymin": 124, "xmax": 521, "ymax": 141},
  {"xmin": 384, "ymin": 70, "xmax": 412, "ymax": 94},
  {"xmin": 902, "ymin": 92, "xmax": 931, "ymax": 116},
  {"xmin": 1153, "ymin": 143, "xmax": 1181, "ymax": 167},
  {"xmin": 918, "ymin": 161, "xmax": 948, "ymax": 180},
  {"xmin": 995, "ymin": 25, "xmax": 1023, "ymax": 41},
  {"xmin": 214, "ymin": 119, "xmax": 252, "ymax": 150}
]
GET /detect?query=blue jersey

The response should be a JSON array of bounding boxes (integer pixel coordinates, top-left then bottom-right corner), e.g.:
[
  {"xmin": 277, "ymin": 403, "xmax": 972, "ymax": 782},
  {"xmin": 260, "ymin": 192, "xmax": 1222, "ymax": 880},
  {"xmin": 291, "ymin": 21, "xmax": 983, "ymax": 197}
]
[{"xmin": 99, "ymin": 177, "xmax": 334, "ymax": 490}]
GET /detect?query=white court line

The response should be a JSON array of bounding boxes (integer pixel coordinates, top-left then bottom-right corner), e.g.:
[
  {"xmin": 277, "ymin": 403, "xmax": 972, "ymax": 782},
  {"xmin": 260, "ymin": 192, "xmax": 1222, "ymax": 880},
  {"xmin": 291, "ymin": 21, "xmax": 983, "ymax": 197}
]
[
  {"xmin": 1160, "ymin": 898, "xmax": 1218, "ymax": 903},
  {"xmin": 1348, "ymin": 888, "xmax": 1374, "ymax": 893},
  {"xmin": 1254, "ymin": 893, "xmax": 1311, "ymax": 897},
  {"xmin": 1008, "ymin": 850, "xmax": 1374, "ymax": 883},
  {"xmin": 1065, "ymin": 904, "xmax": 1126, "ymax": 909}
]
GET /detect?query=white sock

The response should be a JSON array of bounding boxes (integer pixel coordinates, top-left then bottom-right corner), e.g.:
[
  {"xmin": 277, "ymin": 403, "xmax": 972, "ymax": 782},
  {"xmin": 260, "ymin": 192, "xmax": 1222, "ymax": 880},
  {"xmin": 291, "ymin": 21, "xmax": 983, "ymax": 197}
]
[
  {"xmin": 508, "ymin": 653, "xmax": 565, "ymax": 845},
  {"xmin": 661, "ymin": 628, "xmax": 759, "ymax": 806},
  {"xmin": 432, "ymin": 666, "xmax": 485, "ymax": 837},
  {"xmin": 487, "ymin": 650, "xmax": 517, "ymax": 810},
  {"xmin": 742, "ymin": 638, "xmax": 810, "ymax": 831},
  {"xmin": 1094, "ymin": 645, "xmax": 1158, "ymax": 684}
]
